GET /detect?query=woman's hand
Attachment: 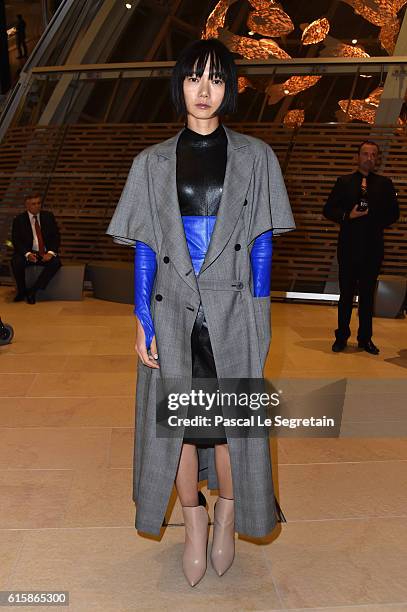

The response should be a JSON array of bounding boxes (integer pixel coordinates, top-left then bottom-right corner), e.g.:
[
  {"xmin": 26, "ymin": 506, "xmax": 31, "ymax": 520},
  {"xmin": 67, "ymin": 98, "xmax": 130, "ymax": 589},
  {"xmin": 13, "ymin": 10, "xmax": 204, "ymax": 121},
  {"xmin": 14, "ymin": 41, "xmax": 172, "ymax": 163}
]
[{"xmin": 135, "ymin": 315, "xmax": 160, "ymax": 369}]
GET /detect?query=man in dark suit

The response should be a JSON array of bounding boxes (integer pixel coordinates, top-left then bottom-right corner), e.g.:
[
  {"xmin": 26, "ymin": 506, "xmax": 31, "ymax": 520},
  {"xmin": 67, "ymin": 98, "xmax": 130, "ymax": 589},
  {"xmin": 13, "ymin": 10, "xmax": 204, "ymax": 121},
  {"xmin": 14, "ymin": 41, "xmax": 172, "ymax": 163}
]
[
  {"xmin": 323, "ymin": 141, "xmax": 399, "ymax": 354},
  {"xmin": 11, "ymin": 194, "xmax": 62, "ymax": 304}
]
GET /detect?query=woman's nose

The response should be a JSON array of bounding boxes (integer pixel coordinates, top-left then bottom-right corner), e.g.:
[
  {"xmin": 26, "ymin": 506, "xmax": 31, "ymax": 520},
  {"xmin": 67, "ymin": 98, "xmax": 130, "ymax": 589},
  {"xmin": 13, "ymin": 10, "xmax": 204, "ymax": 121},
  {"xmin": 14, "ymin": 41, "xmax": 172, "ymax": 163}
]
[{"xmin": 198, "ymin": 82, "xmax": 209, "ymax": 97}]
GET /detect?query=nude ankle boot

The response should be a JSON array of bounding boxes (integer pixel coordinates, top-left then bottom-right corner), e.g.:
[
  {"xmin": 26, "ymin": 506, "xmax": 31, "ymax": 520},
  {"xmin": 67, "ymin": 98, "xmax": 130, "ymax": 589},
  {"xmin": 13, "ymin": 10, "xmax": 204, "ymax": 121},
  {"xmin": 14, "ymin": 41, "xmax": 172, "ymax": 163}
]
[
  {"xmin": 210, "ymin": 496, "xmax": 235, "ymax": 576},
  {"xmin": 181, "ymin": 505, "xmax": 209, "ymax": 587}
]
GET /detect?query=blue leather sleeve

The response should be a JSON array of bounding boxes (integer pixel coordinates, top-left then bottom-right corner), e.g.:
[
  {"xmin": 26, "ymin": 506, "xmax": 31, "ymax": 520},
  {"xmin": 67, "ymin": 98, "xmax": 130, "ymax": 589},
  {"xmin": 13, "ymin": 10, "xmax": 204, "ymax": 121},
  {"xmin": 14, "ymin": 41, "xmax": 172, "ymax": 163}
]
[
  {"xmin": 134, "ymin": 240, "xmax": 157, "ymax": 350},
  {"xmin": 250, "ymin": 230, "xmax": 273, "ymax": 297},
  {"xmin": 133, "ymin": 224, "xmax": 271, "ymax": 350}
]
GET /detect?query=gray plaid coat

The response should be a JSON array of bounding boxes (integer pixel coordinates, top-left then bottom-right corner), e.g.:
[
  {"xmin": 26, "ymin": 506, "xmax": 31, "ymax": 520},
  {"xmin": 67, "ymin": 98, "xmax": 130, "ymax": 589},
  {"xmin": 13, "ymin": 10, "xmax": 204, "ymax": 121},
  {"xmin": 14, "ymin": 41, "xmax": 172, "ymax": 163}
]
[{"xmin": 107, "ymin": 125, "xmax": 295, "ymax": 537}]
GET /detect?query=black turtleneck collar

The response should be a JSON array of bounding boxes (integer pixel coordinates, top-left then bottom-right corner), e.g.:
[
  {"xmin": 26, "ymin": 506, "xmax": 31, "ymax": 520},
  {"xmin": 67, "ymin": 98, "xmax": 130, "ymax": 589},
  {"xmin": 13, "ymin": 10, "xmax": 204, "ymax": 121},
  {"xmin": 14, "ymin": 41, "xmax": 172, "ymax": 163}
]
[{"xmin": 180, "ymin": 123, "xmax": 226, "ymax": 147}]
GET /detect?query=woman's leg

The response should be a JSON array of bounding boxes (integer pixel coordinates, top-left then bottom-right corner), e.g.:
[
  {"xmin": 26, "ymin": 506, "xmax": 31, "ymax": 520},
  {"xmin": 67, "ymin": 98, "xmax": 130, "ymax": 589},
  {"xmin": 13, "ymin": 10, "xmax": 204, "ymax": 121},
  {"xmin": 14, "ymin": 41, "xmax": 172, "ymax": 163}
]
[
  {"xmin": 175, "ymin": 442, "xmax": 199, "ymax": 506},
  {"xmin": 176, "ymin": 442, "xmax": 208, "ymax": 587},
  {"xmin": 176, "ymin": 441, "xmax": 234, "ymax": 502},
  {"xmin": 211, "ymin": 443, "xmax": 235, "ymax": 576},
  {"xmin": 214, "ymin": 443, "xmax": 233, "ymax": 499}
]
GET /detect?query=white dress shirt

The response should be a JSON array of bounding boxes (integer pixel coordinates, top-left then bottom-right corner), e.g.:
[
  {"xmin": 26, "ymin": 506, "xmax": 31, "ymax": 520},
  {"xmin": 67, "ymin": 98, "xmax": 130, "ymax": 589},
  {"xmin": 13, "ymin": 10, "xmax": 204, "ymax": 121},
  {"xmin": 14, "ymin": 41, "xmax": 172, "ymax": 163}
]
[{"xmin": 25, "ymin": 211, "xmax": 56, "ymax": 258}]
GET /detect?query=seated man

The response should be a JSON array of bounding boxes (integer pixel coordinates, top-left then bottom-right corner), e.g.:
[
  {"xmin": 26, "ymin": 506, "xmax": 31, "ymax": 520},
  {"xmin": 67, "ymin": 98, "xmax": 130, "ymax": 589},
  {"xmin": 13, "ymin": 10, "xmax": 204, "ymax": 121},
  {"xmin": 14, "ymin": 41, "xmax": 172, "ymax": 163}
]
[{"xmin": 11, "ymin": 193, "xmax": 62, "ymax": 304}]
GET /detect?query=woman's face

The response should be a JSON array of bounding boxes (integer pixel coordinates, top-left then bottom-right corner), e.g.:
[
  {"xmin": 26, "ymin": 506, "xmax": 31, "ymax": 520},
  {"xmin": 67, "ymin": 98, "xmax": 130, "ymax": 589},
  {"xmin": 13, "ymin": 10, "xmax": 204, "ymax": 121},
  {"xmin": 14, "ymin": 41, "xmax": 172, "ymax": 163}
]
[{"xmin": 182, "ymin": 57, "xmax": 226, "ymax": 121}]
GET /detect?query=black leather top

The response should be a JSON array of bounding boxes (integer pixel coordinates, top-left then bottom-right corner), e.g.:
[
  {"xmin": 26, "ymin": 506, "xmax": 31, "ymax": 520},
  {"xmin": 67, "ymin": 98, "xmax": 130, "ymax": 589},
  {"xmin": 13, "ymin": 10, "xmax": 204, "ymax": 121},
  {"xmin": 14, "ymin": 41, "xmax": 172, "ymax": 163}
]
[
  {"xmin": 176, "ymin": 123, "xmax": 227, "ymax": 216},
  {"xmin": 176, "ymin": 124, "xmax": 228, "ymax": 444}
]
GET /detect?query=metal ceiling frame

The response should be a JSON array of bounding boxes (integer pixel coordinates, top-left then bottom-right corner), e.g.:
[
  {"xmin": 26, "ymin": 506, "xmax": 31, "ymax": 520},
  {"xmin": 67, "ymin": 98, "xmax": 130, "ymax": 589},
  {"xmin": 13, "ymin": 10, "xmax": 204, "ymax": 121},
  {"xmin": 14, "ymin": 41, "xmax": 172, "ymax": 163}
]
[
  {"xmin": 375, "ymin": 10, "xmax": 407, "ymax": 125},
  {"xmin": 27, "ymin": 56, "xmax": 407, "ymax": 78},
  {"xmin": 1, "ymin": 56, "xmax": 405, "ymax": 140}
]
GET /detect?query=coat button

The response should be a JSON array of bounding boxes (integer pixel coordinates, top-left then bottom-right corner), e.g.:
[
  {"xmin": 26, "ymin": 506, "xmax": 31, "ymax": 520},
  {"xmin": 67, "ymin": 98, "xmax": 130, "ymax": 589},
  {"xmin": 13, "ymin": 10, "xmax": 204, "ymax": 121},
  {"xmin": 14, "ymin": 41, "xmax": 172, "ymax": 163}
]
[
  {"xmin": 237, "ymin": 282, "xmax": 243, "ymax": 289},
  {"xmin": 163, "ymin": 256, "xmax": 169, "ymax": 263},
  {"xmin": 234, "ymin": 244, "xmax": 241, "ymax": 251},
  {"xmin": 155, "ymin": 294, "xmax": 163, "ymax": 301}
]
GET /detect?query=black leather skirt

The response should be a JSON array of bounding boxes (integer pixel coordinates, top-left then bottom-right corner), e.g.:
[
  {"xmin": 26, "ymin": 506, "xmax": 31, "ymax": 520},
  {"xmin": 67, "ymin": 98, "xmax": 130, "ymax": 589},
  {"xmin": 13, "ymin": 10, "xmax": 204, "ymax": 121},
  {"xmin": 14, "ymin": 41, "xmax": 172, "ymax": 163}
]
[{"xmin": 183, "ymin": 302, "xmax": 227, "ymax": 446}]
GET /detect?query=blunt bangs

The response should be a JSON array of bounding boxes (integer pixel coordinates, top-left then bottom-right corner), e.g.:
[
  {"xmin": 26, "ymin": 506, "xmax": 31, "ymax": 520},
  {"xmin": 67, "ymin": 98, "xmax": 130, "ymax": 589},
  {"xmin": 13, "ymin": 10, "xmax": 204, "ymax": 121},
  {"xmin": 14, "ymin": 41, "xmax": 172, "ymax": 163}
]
[
  {"xmin": 171, "ymin": 38, "xmax": 238, "ymax": 117},
  {"xmin": 182, "ymin": 48, "xmax": 226, "ymax": 81}
]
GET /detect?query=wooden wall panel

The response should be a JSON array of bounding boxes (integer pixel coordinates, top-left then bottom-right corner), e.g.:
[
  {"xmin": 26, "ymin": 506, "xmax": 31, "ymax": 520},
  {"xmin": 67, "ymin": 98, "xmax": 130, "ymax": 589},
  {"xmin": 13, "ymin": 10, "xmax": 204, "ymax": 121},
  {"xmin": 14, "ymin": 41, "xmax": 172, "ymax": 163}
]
[{"xmin": 0, "ymin": 122, "xmax": 405, "ymax": 292}]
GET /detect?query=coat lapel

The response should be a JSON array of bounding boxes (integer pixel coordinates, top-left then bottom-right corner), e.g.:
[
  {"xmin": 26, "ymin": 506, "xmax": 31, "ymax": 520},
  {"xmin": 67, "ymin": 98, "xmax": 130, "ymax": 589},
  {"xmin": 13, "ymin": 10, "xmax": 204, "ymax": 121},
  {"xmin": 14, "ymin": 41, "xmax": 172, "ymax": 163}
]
[
  {"xmin": 152, "ymin": 125, "xmax": 254, "ymax": 292},
  {"xmin": 200, "ymin": 126, "xmax": 253, "ymax": 274},
  {"xmin": 152, "ymin": 131, "xmax": 199, "ymax": 295}
]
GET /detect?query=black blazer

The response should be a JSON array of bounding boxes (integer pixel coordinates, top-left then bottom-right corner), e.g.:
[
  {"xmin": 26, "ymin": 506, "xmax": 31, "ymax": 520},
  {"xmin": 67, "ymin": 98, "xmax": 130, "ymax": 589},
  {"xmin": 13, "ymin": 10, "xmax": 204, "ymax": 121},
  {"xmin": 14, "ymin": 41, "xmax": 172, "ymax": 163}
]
[
  {"xmin": 12, "ymin": 210, "xmax": 61, "ymax": 256},
  {"xmin": 323, "ymin": 171, "xmax": 399, "ymax": 262}
]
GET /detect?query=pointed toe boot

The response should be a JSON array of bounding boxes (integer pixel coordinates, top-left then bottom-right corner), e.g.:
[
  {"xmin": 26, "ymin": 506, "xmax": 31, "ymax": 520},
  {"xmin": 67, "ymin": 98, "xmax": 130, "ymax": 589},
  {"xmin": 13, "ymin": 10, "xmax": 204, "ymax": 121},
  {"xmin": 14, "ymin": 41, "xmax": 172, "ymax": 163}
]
[
  {"xmin": 181, "ymin": 505, "xmax": 209, "ymax": 587},
  {"xmin": 210, "ymin": 497, "xmax": 235, "ymax": 576}
]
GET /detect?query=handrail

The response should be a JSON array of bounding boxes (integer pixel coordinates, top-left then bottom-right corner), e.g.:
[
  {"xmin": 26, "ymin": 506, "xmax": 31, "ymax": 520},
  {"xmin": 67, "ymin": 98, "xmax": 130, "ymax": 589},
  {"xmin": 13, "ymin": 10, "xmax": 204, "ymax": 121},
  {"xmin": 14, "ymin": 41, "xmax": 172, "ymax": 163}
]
[{"xmin": 29, "ymin": 56, "xmax": 407, "ymax": 77}]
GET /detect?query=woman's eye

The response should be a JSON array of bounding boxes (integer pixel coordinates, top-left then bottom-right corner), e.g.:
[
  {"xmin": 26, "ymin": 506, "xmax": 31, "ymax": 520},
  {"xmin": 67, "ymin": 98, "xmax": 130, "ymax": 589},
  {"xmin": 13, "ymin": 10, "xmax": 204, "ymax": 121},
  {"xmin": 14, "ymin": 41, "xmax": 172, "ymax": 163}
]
[{"xmin": 213, "ymin": 79, "xmax": 224, "ymax": 85}]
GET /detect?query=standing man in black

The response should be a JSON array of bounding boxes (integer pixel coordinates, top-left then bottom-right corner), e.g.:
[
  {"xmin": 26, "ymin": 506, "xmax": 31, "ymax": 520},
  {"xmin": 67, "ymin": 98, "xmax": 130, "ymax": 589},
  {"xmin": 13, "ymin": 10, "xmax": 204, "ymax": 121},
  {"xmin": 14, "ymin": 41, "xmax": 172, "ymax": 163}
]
[
  {"xmin": 11, "ymin": 194, "xmax": 62, "ymax": 304},
  {"xmin": 16, "ymin": 14, "xmax": 27, "ymax": 59},
  {"xmin": 323, "ymin": 141, "xmax": 399, "ymax": 354}
]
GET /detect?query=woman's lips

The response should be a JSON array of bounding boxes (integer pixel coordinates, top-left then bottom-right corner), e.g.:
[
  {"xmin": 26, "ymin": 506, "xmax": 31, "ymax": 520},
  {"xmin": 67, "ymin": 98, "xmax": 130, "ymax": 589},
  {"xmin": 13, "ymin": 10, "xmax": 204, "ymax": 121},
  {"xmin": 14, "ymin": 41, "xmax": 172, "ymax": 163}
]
[{"xmin": 196, "ymin": 104, "xmax": 210, "ymax": 108}]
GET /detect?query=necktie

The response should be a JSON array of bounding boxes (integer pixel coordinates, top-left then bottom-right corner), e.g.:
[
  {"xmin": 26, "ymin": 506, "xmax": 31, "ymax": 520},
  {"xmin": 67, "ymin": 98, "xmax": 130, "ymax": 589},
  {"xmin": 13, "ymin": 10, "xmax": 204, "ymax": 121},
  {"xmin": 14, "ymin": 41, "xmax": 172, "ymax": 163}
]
[{"xmin": 33, "ymin": 215, "xmax": 45, "ymax": 255}]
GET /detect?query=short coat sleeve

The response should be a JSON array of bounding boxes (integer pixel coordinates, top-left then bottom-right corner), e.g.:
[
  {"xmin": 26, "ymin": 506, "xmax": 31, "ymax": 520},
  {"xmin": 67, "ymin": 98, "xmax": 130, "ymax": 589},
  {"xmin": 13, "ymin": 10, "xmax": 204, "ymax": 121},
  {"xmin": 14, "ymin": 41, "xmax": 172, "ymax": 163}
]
[
  {"xmin": 247, "ymin": 143, "xmax": 296, "ymax": 245},
  {"xmin": 106, "ymin": 150, "xmax": 159, "ymax": 252}
]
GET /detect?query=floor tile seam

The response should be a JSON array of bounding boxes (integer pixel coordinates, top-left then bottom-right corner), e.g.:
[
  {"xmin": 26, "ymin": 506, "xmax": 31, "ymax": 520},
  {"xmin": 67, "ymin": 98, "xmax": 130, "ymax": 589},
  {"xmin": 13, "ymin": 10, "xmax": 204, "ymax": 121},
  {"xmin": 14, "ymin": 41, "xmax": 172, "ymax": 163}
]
[
  {"xmin": 281, "ymin": 604, "xmax": 407, "ymax": 611},
  {"xmin": 0, "ymin": 526, "xmax": 138, "ymax": 531},
  {"xmin": 341, "ymin": 420, "xmax": 407, "ymax": 423},
  {"xmin": 1, "ymin": 325, "xmax": 119, "ymax": 329},
  {"xmin": 278, "ymin": 515, "xmax": 407, "ymax": 523},
  {"xmin": 0, "ymin": 395, "xmax": 134, "ymax": 398},
  {"xmin": 2, "ymin": 514, "xmax": 407, "ymax": 531},
  {"xmin": 278, "ymin": 460, "xmax": 407, "ymax": 466},
  {"xmin": 0, "ymin": 468, "xmax": 132, "ymax": 471},
  {"xmin": 270, "ymin": 375, "xmax": 407, "ymax": 379},
  {"xmin": 0, "ymin": 468, "xmax": 75, "ymax": 472},
  {"xmin": 0, "ymin": 396, "xmax": 135, "ymax": 400},
  {"xmin": 260, "ymin": 545, "xmax": 286, "ymax": 609},
  {"xmin": 106, "ymin": 428, "xmax": 113, "ymax": 470},
  {"xmin": 0, "ymin": 372, "xmax": 134, "ymax": 375},
  {"xmin": 280, "ymin": 604, "xmax": 407, "ymax": 611},
  {"xmin": 58, "ymin": 470, "xmax": 77, "ymax": 526},
  {"xmin": 1, "ymin": 429, "xmax": 406, "ymax": 438},
  {"xmin": 5, "ymin": 529, "xmax": 28, "ymax": 587},
  {"xmin": 15, "ymin": 372, "xmax": 38, "ymax": 398},
  {"xmin": 0, "ymin": 426, "xmax": 134, "ymax": 429},
  {"xmin": 0, "ymin": 426, "xmax": 134, "ymax": 430}
]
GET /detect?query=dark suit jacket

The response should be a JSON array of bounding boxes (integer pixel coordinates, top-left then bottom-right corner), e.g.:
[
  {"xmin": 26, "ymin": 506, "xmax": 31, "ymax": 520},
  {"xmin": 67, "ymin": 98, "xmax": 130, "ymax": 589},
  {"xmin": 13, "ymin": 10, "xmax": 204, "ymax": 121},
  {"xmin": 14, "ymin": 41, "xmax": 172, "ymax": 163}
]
[
  {"xmin": 323, "ymin": 171, "xmax": 399, "ymax": 265},
  {"xmin": 12, "ymin": 210, "xmax": 61, "ymax": 257}
]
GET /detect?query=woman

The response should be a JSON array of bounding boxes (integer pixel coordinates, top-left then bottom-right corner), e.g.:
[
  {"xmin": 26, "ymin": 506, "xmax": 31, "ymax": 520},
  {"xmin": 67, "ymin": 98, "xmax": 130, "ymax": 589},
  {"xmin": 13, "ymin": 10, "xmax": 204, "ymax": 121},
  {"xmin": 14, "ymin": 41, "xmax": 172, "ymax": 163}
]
[{"xmin": 107, "ymin": 38, "xmax": 295, "ymax": 587}]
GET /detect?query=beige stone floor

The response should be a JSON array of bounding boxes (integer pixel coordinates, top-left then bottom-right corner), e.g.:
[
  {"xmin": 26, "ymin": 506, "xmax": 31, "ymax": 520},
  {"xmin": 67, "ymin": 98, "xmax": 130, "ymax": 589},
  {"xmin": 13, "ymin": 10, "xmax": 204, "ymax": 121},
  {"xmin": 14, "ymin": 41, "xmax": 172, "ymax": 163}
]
[{"xmin": 0, "ymin": 286, "xmax": 407, "ymax": 612}]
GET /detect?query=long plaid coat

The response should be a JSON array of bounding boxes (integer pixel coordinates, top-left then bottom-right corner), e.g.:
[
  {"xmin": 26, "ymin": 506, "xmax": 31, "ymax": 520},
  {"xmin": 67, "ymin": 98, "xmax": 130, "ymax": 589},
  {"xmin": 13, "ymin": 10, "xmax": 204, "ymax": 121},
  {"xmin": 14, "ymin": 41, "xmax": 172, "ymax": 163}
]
[{"xmin": 107, "ymin": 125, "xmax": 295, "ymax": 537}]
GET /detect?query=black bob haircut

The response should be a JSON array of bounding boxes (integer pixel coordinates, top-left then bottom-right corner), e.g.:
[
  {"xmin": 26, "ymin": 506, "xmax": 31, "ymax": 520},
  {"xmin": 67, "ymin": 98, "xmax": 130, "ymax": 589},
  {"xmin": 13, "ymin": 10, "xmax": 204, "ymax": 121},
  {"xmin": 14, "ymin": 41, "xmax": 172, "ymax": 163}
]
[
  {"xmin": 358, "ymin": 140, "xmax": 381, "ymax": 155},
  {"xmin": 170, "ymin": 38, "xmax": 238, "ymax": 117}
]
